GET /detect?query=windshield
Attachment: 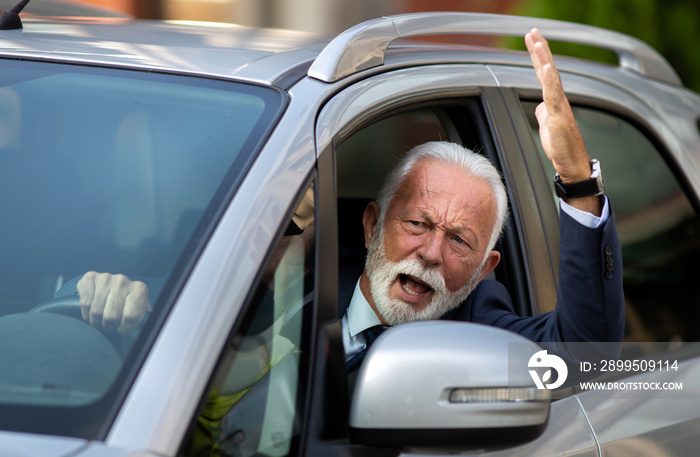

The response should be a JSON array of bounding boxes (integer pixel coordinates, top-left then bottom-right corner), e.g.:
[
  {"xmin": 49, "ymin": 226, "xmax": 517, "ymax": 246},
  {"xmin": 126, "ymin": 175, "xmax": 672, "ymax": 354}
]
[{"xmin": 0, "ymin": 59, "xmax": 283, "ymax": 437}]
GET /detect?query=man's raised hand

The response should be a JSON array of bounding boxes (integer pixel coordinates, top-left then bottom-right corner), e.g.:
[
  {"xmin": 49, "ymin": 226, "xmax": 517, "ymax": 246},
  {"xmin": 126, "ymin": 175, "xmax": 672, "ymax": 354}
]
[{"xmin": 525, "ymin": 28, "xmax": 601, "ymax": 216}]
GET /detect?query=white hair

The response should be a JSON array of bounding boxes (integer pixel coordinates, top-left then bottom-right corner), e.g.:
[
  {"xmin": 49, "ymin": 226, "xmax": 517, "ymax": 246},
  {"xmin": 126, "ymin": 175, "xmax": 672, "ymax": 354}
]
[{"xmin": 376, "ymin": 141, "xmax": 508, "ymax": 253}]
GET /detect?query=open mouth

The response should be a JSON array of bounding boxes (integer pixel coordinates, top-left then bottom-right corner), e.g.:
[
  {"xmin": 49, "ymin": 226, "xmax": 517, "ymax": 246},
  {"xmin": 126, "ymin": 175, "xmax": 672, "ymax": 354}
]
[{"xmin": 399, "ymin": 274, "xmax": 434, "ymax": 296}]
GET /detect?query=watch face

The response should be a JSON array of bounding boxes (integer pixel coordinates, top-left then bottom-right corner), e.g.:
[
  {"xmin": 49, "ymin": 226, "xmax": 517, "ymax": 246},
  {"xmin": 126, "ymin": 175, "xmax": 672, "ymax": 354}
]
[{"xmin": 590, "ymin": 159, "xmax": 602, "ymax": 179}]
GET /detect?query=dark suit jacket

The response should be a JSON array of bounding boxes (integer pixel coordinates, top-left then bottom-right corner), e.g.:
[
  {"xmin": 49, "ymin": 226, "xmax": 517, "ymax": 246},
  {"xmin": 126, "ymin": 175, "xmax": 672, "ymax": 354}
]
[{"xmin": 339, "ymin": 207, "xmax": 625, "ymax": 344}]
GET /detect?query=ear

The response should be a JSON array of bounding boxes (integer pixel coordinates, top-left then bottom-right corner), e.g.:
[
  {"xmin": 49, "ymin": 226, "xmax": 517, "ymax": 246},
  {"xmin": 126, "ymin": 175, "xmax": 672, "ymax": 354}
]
[
  {"xmin": 362, "ymin": 201, "xmax": 380, "ymax": 250},
  {"xmin": 478, "ymin": 250, "xmax": 501, "ymax": 282}
]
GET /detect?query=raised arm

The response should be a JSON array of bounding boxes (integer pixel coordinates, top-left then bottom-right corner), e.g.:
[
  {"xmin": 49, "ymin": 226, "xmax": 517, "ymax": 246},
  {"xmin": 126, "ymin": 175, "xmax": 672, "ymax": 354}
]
[{"xmin": 525, "ymin": 28, "xmax": 602, "ymax": 217}]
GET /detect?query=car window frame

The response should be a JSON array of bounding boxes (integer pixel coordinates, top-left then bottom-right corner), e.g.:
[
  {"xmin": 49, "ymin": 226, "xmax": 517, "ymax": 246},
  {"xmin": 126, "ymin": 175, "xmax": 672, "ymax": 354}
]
[
  {"xmin": 314, "ymin": 64, "xmax": 551, "ymax": 319},
  {"xmin": 178, "ymin": 175, "xmax": 319, "ymax": 457}
]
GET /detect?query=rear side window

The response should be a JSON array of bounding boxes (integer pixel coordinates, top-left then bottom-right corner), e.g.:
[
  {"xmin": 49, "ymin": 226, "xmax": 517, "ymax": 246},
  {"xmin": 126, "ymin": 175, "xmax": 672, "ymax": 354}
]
[{"xmin": 524, "ymin": 101, "xmax": 700, "ymax": 343}]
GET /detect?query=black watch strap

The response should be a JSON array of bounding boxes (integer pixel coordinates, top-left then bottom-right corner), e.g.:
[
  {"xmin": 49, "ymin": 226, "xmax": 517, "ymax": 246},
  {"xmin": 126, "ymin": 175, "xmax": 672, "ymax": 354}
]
[{"xmin": 553, "ymin": 159, "xmax": 605, "ymax": 199}]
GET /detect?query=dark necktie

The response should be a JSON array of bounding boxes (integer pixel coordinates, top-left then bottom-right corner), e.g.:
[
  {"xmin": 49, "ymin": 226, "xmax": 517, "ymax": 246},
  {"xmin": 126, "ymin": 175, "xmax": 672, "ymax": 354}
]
[{"xmin": 345, "ymin": 325, "xmax": 386, "ymax": 372}]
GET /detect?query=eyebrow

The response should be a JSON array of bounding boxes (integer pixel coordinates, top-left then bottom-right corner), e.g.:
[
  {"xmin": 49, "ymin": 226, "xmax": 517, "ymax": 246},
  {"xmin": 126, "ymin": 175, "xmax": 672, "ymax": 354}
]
[{"xmin": 417, "ymin": 210, "xmax": 480, "ymax": 248}]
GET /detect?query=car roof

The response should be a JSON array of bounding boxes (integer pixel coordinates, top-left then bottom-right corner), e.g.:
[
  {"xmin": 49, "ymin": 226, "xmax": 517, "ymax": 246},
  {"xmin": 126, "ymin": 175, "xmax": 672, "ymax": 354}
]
[
  {"xmin": 0, "ymin": 17, "xmax": 329, "ymax": 85},
  {"xmin": 0, "ymin": 11, "xmax": 683, "ymax": 91}
]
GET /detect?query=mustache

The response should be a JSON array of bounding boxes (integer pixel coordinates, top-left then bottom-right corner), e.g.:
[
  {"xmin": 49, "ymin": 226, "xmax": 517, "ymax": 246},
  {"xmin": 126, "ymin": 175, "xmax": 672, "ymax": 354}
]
[
  {"xmin": 391, "ymin": 258, "xmax": 447, "ymax": 294},
  {"xmin": 366, "ymin": 239, "xmax": 448, "ymax": 294}
]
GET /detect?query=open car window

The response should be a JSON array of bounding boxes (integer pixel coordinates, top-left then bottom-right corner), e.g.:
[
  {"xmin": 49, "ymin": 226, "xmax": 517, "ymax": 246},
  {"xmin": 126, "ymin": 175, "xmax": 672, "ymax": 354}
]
[{"xmin": 334, "ymin": 100, "xmax": 529, "ymax": 316}]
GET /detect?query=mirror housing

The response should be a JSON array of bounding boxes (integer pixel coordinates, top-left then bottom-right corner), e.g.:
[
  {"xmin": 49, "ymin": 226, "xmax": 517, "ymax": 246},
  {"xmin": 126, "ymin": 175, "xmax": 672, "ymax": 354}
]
[{"xmin": 349, "ymin": 321, "xmax": 550, "ymax": 450}]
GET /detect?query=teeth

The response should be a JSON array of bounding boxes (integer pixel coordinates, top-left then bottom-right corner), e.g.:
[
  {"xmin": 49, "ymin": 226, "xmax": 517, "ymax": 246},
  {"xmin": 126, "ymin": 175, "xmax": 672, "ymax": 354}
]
[
  {"xmin": 400, "ymin": 274, "xmax": 432, "ymax": 296},
  {"xmin": 402, "ymin": 282, "xmax": 419, "ymax": 295}
]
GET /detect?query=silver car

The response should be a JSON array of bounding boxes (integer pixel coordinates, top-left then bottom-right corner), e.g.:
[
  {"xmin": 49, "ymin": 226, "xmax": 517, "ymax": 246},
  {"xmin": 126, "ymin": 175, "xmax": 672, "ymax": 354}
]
[{"xmin": 1, "ymin": 4, "xmax": 700, "ymax": 456}]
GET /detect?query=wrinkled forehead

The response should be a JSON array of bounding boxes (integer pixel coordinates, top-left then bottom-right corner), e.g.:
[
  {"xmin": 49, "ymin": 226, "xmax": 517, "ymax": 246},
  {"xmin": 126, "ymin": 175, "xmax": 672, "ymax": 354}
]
[
  {"xmin": 393, "ymin": 160, "xmax": 498, "ymax": 228},
  {"xmin": 400, "ymin": 159, "xmax": 495, "ymax": 204}
]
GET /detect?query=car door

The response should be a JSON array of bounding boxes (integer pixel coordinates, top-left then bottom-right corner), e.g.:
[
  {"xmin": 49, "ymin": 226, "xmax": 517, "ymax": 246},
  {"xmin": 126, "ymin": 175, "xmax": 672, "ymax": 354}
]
[{"xmin": 308, "ymin": 62, "xmax": 597, "ymax": 456}]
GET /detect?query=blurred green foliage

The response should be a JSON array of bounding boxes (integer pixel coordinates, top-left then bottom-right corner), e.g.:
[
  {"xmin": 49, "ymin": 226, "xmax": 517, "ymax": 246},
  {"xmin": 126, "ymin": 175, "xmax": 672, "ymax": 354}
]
[{"xmin": 506, "ymin": 0, "xmax": 700, "ymax": 93}]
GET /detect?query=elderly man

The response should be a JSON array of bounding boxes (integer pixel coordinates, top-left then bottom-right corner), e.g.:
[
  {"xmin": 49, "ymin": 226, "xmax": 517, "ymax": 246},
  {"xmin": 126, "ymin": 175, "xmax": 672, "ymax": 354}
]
[
  {"xmin": 341, "ymin": 29, "xmax": 624, "ymax": 369},
  {"xmin": 70, "ymin": 30, "xmax": 624, "ymax": 360}
]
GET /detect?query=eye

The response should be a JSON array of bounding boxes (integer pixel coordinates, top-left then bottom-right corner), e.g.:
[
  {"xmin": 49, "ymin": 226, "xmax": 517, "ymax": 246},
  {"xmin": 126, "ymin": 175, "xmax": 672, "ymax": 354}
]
[
  {"xmin": 404, "ymin": 220, "xmax": 427, "ymax": 233},
  {"xmin": 451, "ymin": 234, "xmax": 474, "ymax": 252}
]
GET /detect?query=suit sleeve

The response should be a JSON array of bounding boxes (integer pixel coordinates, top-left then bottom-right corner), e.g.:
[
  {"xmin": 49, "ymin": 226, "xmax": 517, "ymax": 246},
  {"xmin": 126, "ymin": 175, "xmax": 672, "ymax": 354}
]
[{"xmin": 546, "ymin": 206, "xmax": 625, "ymax": 342}]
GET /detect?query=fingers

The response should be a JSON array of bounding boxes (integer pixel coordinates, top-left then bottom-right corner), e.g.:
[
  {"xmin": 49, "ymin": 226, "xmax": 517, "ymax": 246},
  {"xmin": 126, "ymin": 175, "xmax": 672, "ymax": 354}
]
[
  {"xmin": 118, "ymin": 281, "xmax": 149, "ymax": 335},
  {"xmin": 77, "ymin": 271, "xmax": 150, "ymax": 334},
  {"xmin": 525, "ymin": 28, "xmax": 543, "ymax": 77},
  {"xmin": 77, "ymin": 271, "xmax": 97, "ymax": 321},
  {"xmin": 525, "ymin": 29, "xmax": 553, "ymax": 80},
  {"xmin": 524, "ymin": 28, "xmax": 594, "ymax": 197},
  {"xmin": 526, "ymin": 29, "xmax": 566, "ymax": 114}
]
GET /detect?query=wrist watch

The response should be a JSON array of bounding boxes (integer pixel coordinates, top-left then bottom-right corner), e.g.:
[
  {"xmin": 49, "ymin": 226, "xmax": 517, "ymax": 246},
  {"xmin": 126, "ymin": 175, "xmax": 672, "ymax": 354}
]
[{"xmin": 553, "ymin": 159, "xmax": 605, "ymax": 199}]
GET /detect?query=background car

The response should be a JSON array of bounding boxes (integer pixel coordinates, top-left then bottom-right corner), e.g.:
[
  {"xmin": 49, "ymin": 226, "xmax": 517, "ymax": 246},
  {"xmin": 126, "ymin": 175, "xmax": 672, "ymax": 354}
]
[{"xmin": 1, "ymin": 4, "xmax": 700, "ymax": 456}]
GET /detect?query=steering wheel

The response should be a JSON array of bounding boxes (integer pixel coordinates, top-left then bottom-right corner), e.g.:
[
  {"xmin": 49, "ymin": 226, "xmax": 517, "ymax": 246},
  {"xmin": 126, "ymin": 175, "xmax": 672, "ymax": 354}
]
[
  {"xmin": 29, "ymin": 294, "xmax": 133, "ymax": 358},
  {"xmin": 29, "ymin": 294, "xmax": 83, "ymax": 319},
  {"xmin": 0, "ymin": 311, "xmax": 122, "ymax": 403}
]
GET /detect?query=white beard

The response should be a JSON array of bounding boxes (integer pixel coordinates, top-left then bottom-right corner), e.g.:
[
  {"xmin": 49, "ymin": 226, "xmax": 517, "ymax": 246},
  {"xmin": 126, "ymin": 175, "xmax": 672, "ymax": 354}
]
[{"xmin": 365, "ymin": 222, "xmax": 484, "ymax": 326}]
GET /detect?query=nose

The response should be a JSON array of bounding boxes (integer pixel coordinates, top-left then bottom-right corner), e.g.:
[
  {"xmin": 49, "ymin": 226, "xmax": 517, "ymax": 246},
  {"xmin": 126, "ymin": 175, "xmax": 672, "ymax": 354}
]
[{"xmin": 416, "ymin": 231, "xmax": 443, "ymax": 267}]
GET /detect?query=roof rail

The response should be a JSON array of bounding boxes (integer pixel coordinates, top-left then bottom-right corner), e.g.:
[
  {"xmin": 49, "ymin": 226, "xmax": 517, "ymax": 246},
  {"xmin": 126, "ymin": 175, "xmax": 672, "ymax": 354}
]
[{"xmin": 308, "ymin": 12, "xmax": 680, "ymax": 85}]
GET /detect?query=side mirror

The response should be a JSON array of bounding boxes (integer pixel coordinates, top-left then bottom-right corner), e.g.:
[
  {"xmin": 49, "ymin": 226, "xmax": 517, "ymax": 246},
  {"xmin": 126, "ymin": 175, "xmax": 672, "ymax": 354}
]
[{"xmin": 350, "ymin": 321, "xmax": 550, "ymax": 451}]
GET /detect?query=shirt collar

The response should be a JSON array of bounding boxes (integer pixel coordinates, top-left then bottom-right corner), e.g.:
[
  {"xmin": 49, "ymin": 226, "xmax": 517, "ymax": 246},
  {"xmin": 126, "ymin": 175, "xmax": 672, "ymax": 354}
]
[{"xmin": 346, "ymin": 279, "xmax": 384, "ymax": 338}]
